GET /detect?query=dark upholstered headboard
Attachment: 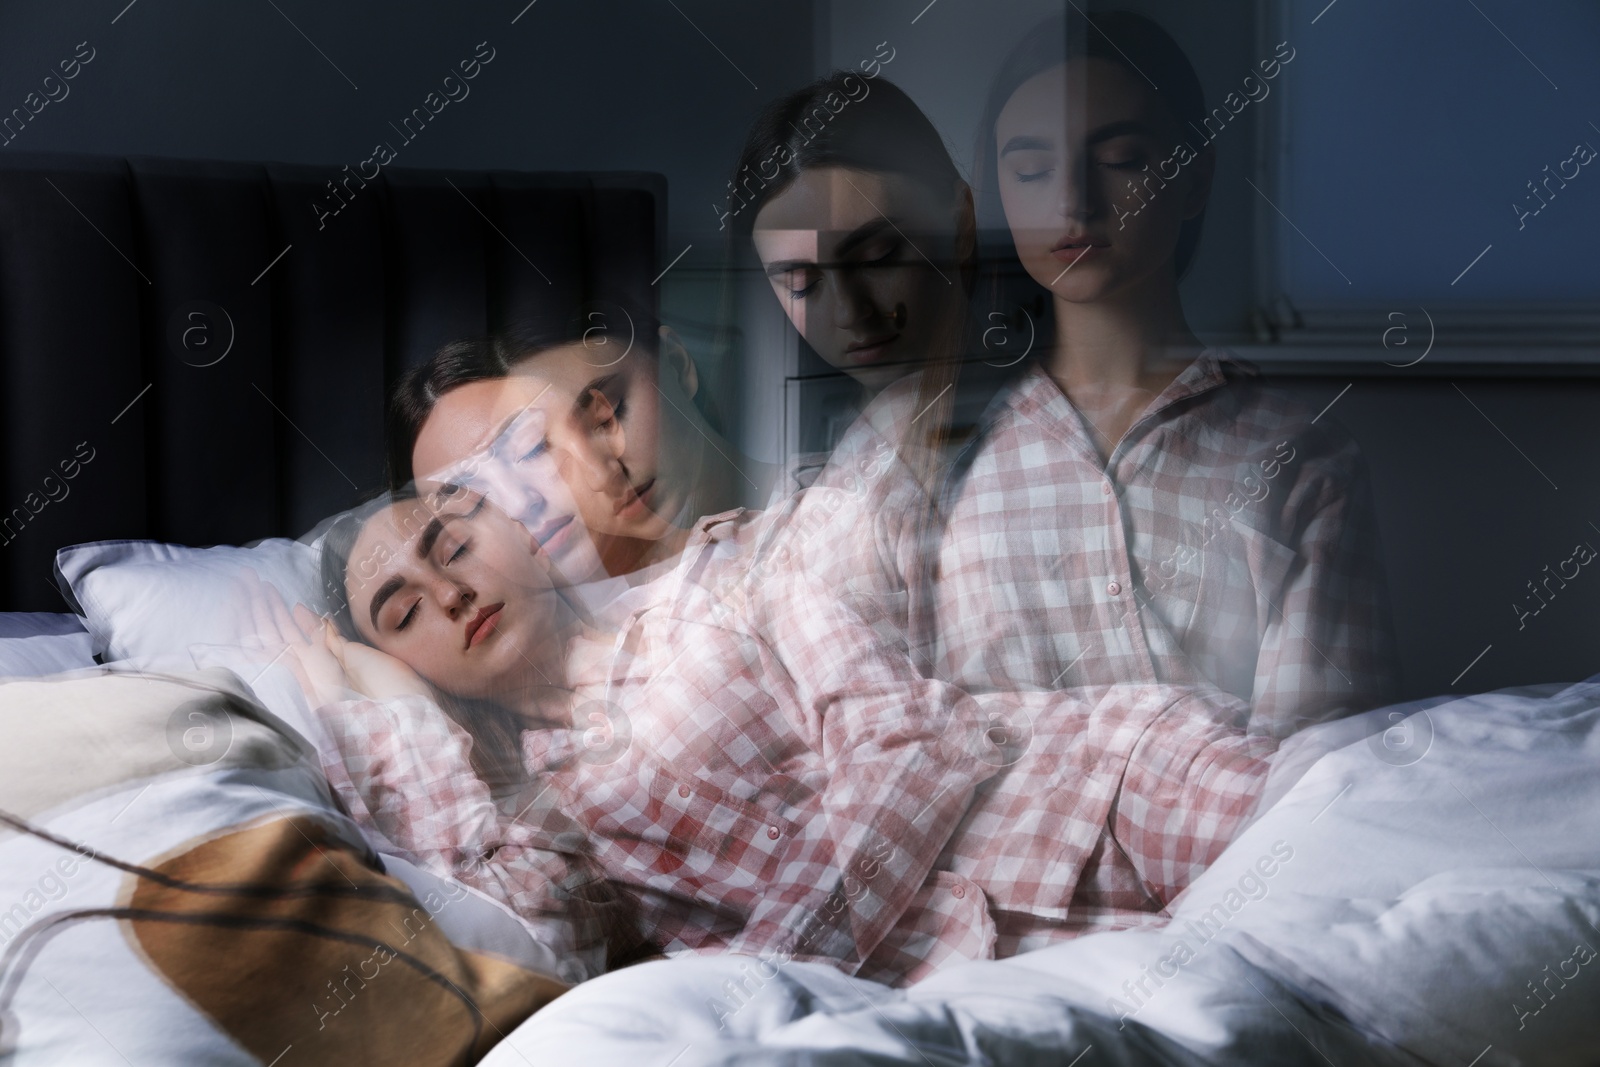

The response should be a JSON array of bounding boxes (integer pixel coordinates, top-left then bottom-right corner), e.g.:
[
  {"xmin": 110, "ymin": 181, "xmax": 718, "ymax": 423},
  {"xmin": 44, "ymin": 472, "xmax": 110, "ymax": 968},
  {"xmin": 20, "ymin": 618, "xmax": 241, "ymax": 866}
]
[{"xmin": 0, "ymin": 153, "xmax": 664, "ymax": 611}]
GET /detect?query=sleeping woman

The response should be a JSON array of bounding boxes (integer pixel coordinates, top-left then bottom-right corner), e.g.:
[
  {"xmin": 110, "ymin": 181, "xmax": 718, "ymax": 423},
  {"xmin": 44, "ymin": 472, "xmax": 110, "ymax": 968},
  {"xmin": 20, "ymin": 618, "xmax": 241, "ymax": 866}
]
[
  {"xmin": 265, "ymin": 480, "xmax": 1281, "ymax": 986},
  {"xmin": 388, "ymin": 317, "xmax": 775, "ymax": 583}
]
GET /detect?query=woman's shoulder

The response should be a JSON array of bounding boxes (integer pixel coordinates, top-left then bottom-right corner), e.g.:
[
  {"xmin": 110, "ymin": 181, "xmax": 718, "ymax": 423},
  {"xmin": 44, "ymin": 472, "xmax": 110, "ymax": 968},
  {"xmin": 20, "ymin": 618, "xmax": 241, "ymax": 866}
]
[{"xmin": 1199, "ymin": 348, "xmax": 1364, "ymax": 453}]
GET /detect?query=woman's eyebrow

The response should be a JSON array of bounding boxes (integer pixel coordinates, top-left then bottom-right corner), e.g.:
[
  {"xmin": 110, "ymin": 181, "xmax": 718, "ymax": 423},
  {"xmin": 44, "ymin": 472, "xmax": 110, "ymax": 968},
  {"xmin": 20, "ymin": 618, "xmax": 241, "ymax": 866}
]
[
  {"xmin": 418, "ymin": 495, "xmax": 486, "ymax": 557},
  {"xmin": 1086, "ymin": 119, "xmax": 1156, "ymax": 146},
  {"xmin": 833, "ymin": 217, "xmax": 895, "ymax": 258},
  {"xmin": 368, "ymin": 574, "xmax": 405, "ymax": 631},
  {"xmin": 1000, "ymin": 134, "xmax": 1054, "ymax": 156},
  {"xmin": 765, "ymin": 257, "xmax": 813, "ymax": 276},
  {"xmin": 483, "ymin": 393, "xmax": 550, "ymax": 454},
  {"xmin": 418, "ymin": 516, "xmax": 447, "ymax": 558},
  {"xmin": 766, "ymin": 218, "xmax": 896, "ymax": 275}
]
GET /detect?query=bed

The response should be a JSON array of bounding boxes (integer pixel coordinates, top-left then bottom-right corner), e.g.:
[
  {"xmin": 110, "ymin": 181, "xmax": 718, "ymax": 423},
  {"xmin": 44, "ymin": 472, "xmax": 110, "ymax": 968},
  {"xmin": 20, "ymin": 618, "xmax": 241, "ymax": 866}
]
[
  {"xmin": 8, "ymin": 579, "xmax": 1600, "ymax": 1065},
  {"xmin": 4, "ymin": 151, "xmax": 1600, "ymax": 1066}
]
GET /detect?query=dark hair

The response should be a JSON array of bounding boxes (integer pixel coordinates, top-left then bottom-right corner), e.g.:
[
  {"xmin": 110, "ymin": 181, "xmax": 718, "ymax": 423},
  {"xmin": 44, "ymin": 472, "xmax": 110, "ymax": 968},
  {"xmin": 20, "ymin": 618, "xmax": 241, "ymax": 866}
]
[
  {"xmin": 319, "ymin": 488, "xmax": 417, "ymax": 641},
  {"xmin": 387, "ymin": 336, "xmax": 534, "ymax": 492},
  {"xmin": 318, "ymin": 486, "xmax": 529, "ymax": 796},
  {"xmin": 974, "ymin": 10, "xmax": 1210, "ymax": 283},
  {"xmin": 723, "ymin": 71, "xmax": 966, "ymax": 241}
]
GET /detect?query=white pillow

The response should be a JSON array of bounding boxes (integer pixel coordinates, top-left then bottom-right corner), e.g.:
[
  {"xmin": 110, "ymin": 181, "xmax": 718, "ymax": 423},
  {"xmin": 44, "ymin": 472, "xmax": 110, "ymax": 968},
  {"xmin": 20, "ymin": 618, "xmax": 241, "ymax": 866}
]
[
  {"xmin": 0, "ymin": 613, "xmax": 96, "ymax": 677},
  {"xmin": 55, "ymin": 537, "xmax": 325, "ymax": 663}
]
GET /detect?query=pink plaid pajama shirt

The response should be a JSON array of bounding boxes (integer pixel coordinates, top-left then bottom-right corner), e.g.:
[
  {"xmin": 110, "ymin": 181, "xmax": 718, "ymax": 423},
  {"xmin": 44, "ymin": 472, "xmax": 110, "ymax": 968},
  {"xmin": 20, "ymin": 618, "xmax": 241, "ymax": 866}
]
[
  {"xmin": 781, "ymin": 350, "xmax": 1397, "ymax": 949},
  {"xmin": 319, "ymin": 505, "xmax": 1278, "ymax": 986}
]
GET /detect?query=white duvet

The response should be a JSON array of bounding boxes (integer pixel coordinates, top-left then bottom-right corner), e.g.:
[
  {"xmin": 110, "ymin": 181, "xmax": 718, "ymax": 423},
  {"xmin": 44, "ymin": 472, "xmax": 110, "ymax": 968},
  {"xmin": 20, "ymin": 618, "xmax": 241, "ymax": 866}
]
[{"xmin": 485, "ymin": 679, "xmax": 1600, "ymax": 1067}]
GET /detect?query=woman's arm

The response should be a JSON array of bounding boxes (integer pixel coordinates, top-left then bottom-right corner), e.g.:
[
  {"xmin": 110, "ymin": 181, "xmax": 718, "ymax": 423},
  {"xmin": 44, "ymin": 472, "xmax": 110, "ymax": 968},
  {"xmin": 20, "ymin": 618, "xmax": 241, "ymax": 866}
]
[
  {"xmin": 1245, "ymin": 429, "xmax": 1401, "ymax": 737},
  {"xmin": 746, "ymin": 585, "xmax": 993, "ymax": 970},
  {"xmin": 316, "ymin": 693, "xmax": 623, "ymax": 976}
]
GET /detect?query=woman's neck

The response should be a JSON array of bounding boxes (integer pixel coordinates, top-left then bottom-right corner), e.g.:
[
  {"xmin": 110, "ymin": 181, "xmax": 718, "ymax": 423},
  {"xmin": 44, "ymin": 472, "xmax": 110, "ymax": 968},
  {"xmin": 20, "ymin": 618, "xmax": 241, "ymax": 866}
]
[
  {"xmin": 1047, "ymin": 272, "xmax": 1202, "ymax": 390},
  {"xmin": 1045, "ymin": 271, "xmax": 1204, "ymax": 461},
  {"xmin": 600, "ymin": 528, "xmax": 691, "ymax": 576},
  {"xmin": 688, "ymin": 420, "xmax": 776, "ymax": 516},
  {"xmin": 495, "ymin": 612, "xmax": 584, "ymax": 727},
  {"xmin": 511, "ymin": 684, "xmax": 580, "ymax": 728}
]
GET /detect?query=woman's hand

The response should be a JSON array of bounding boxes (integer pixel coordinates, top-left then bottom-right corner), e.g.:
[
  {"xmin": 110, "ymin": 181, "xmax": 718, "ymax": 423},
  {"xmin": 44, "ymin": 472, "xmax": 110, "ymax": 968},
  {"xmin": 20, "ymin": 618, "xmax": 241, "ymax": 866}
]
[
  {"xmin": 239, "ymin": 572, "xmax": 434, "ymax": 707},
  {"xmin": 320, "ymin": 619, "xmax": 437, "ymax": 704},
  {"xmin": 240, "ymin": 572, "xmax": 351, "ymax": 710}
]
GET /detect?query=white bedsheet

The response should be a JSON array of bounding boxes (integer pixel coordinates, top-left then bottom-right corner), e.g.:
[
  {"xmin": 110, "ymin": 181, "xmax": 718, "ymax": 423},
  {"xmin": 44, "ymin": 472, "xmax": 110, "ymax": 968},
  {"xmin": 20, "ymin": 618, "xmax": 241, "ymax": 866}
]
[{"xmin": 484, "ymin": 679, "xmax": 1600, "ymax": 1067}]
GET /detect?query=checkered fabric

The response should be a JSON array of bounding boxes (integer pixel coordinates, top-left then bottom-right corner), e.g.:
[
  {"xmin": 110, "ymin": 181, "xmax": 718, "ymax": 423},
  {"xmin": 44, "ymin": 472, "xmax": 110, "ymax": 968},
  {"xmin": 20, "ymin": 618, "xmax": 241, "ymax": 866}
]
[
  {"xmin": 318, "ymin": 510, "xmax": 1277, "ymax": 986},
  {"xmin": 776, "ymin": 350, "xmax": 1397, "ymax": 939}
]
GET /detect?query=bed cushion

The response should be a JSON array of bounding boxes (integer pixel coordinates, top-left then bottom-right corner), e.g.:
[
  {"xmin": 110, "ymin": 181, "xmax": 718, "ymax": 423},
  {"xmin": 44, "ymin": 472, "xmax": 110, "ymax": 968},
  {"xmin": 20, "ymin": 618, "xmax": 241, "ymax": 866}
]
[{"xmin": 54, "ymin": 536, "xmax": 324, "ymax": 663}]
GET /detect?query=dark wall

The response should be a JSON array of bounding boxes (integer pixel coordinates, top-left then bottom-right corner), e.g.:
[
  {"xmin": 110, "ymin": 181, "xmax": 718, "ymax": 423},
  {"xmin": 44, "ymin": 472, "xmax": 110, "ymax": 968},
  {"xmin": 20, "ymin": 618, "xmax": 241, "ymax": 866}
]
[
  {"xmin": 0, "ymin": 0, "xmax": 817, "ymax": 247},
  {"xmin": 1278, "ymin": 373, "xmax": 1600, "ymax": 700}
]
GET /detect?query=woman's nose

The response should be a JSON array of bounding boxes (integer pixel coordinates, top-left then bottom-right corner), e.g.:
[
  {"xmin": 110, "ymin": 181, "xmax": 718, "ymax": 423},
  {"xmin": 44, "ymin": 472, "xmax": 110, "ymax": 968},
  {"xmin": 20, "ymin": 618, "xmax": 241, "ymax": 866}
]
[
  {"xmin": 433, "ymin": 575, "xmax": 474, "ymax": 617},
  {"xmin": 475, "ymin": 461, "xmax": 547, "ymax": 526},
  {"xmin": 1057, "ymin": 154, "xmax": 1096, "ymax": 221},
  {"xmin": 567, "ymin": 438, "xmax": 627, "ymax": 493},
  {"xmin": 831, "ymin": 272, "xmax": 878, "ymax": 330}
]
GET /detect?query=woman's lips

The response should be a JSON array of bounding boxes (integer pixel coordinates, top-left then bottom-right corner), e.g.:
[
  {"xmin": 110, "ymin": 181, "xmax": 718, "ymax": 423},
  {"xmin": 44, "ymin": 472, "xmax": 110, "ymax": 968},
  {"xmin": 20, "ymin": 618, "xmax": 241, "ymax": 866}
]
[
  {"xmin": 844, "ymin": 333, "xmax": 901, "ymax": 366},
  {"xmin": 534, "ymin": 513, "xmax": 575, "ymax": 557},
  {"xmin": 615, "ymin": 478, "xmax": 657, "ymax": 520},
  {"xmin": 464, "ymin": 603, "xmax": 504, "ymax": 649},
  {"xmin": 1051, "ymin": 244, "xmax": 1106, "ymax": 263}
]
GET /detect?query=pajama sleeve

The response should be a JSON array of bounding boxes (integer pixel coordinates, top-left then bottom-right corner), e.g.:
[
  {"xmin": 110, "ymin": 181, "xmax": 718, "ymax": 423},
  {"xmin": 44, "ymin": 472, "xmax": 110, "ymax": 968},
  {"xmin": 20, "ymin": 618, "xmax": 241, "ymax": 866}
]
[{"xmin": 314, "ymin": 694, "xmax": 625, "ymax": 977}]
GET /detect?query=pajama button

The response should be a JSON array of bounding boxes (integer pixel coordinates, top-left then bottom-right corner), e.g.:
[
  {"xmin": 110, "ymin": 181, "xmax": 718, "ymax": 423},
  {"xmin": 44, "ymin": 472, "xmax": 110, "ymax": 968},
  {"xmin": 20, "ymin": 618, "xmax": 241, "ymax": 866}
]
[
  {"xmin": 1101, "ymin": 482, "xmax": 1112, "ymax": 496},
  {"xmin": 1107, "ymin": 581, "xmax": 1122, "ymax": 596},
  {"xmin": 951, "ymin": 884, "xmax": 966, "ymax": 899},
  {"xmin": 678, "ymin": 784, "xmax": 691, "ymax": 798},
  {"xmin": 766, "ymin": 826, "xmax": 781, "ymax": 840}
]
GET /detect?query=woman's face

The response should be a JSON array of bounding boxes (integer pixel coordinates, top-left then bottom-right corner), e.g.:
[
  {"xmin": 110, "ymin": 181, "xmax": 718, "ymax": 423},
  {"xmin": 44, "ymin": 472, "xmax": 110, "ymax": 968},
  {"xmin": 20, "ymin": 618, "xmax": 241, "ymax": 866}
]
[
  {"xmin": 343, "ymin": 496, "xmax": 568, "ymax": 700},
  {"xmin": 752, "ymin": 166, "xmax": 966, "ymax": 393},
  {"xmin": 412, "ymin": 342, "xmax": 702, "ymax": 576},
  {"xmin": 995, "ymin": 59, "xmax": 1212, "ymax": 304},
  {"xmin": 412, "ymin": 374, "xmax": 608, "ymax": 588}
]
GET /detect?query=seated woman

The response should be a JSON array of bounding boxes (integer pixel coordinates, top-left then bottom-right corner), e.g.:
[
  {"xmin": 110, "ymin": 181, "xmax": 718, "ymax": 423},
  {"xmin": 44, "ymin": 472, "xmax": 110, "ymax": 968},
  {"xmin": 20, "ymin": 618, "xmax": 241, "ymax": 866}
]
[
  {"xmin": 777, "ymin": 12, "xmax": 1398, "ymax": 740},
  {"xmin": 277, "ymin": 484, "xmax": 1281, "ymax": 986}
]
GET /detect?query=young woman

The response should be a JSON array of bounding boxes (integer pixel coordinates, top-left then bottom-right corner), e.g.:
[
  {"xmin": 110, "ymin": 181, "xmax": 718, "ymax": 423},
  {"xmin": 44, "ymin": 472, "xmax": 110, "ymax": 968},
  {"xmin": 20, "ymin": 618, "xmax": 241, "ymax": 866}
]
[
  {"xmin": 758, "ymin": 17, "xmax": 1400, "ymax": 953},
  {"xmin": 963, "ymin": 11, "xmax": 1398, "ymax": 727},
  {"xmin": 796, "ymin": 12, "xmax": 1398, "ymax": 741},
  {"xmin": 276, "ymin": 488, "xmax": 1279, "ymax": 982},
  {"xmin": 388, "ymin": 315, "xmax": 771, "ymax": 581}
]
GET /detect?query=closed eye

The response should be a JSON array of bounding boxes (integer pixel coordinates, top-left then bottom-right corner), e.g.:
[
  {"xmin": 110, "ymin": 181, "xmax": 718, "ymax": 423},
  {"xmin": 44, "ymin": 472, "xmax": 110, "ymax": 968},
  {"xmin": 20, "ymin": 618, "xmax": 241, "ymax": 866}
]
[
  {"xmin": 857, "ymin": 239, "xmax": 901, "ymax": 265},
  {"xmin": 396, "ymin": 599, "xmax": 420, "ymax": 631},
  {"xmin": 774, "ymin": 268, "xmax": 821, "ymax": 298}
]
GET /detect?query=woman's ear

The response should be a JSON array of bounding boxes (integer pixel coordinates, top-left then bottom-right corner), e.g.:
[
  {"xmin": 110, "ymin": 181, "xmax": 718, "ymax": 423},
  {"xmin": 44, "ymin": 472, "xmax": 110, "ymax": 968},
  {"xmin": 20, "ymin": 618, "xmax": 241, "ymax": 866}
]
[
  {"xmin": 1182, "ymin": 146, "xmax": 1217, "ymax": 221},
  {"xmin": 657, "ymin": 326, "xmax": 699, "ymax": 402}
]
